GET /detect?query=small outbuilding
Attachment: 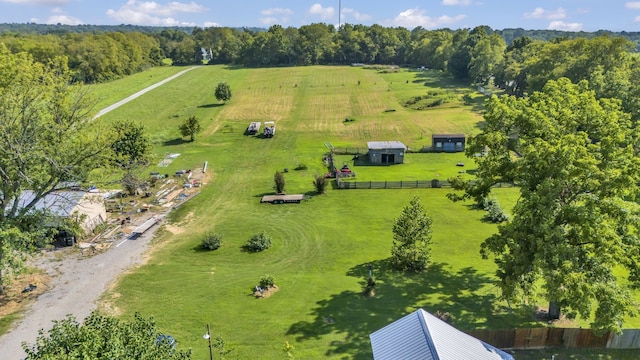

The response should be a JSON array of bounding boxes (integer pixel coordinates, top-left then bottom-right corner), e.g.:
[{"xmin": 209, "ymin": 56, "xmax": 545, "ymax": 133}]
[
  {"xmin": 370, "ymin": 308, "xmax": 514, "ymax": 360},
  {"xmin": 432, "ymin": 134, "xmax": 466, "ymax": 152},
  {"xmin": 16, "ymin": 190, "xmax": 107, "ymax": 233},
  {"xmin": 367, "ymin": 141, "xmax": 407, "ymax": 165}
]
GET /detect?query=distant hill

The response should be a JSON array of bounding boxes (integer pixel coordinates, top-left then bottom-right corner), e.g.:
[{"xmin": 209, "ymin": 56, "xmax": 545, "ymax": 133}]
[
  {"xmin": 495, "ymin": 28, "xmax": 640, "ymax": 48},
  {"xmin": 0, "ymin": 23, "xmax": 264, "ymax": 34}
]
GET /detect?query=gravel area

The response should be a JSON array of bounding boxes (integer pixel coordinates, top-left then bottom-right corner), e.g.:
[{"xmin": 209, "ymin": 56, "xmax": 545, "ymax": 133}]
[{"xmin": 0, "ymin": 214, "xmax": 167, "ymax": 359}]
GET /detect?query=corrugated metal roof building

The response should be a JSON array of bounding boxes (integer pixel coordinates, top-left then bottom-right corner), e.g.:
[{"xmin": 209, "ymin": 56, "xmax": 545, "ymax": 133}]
[
  {"xmin": 370, "ymin": 309, "xmax": 514, "ymax": 360},
  {"xmin": 367, "ymin": 141, "xmax": 407, "ymax": 165}
]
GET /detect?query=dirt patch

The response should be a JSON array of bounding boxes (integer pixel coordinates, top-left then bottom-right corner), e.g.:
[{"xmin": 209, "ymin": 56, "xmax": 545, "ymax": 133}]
[
  {"xmin": 164, "ymin": 224, "xmax": 185, "ymax": 235},
  {"xmin": 534, "ymin": 306, "xmax": 577, "ymax": 327},
  {"xmin": 0, "ymin": 272, "xmax": 51, "ymax": 318},
  {"xmin": 253, "ymin": 285, "xmax": 279, "ymax": 298},
  {"xmin": 165, "ymin": 211, "xmax": 195, "ymax": 235}
]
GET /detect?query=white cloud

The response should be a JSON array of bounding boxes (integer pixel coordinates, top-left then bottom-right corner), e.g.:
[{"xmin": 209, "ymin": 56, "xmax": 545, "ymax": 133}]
[
  {"xmin": 524, "ymin": 7, "xmax": 566, "ymax": 20},
  {"xmin": 548, "ymin": 21, "xmax": 582, "ymax": 31},
  {"xmin": 260, "ymin": 7, "xmax": 292, "ymax": 25},
  {"xmin": 442, "ymin": 0, "xmax": 471, "ymax": 6},
  {"xmin": 388, "ymin": 8, "xmax": 465, "ymax": 29},
  {"xmin": 203, "ymin": 21, "xmax": 219, "ymax": 27},
  {"xmin": 2, "ymin": 0, "xmax": 70, "ymax": 5},
  {"xmin": 106, "ymin": 0, "xmax": 206, "ymax": 26},
  {"xmin": 45, "ymin": 14, "xmax": 83, "ymax": 25},
  {"xmin": 634, "ymin": 15, "xmax": 640, "ymax": 22},
  {"xmin": 626, "ymin": 2, "xmax": 640, "ymax": 9},
  {"xmin": 261, "ymin": 8, "xmax": 292, "ymax": 16},
  {"xmin": 260, "ymin": 17, "xmax": 278, "ymax": 25},
  {"xmin": 309, "ymin": 3, "xmax": 335, "ymax": 20},
  {"xmin": 342, "ymin": 8, "xmax": 372, "ymax": 22}
]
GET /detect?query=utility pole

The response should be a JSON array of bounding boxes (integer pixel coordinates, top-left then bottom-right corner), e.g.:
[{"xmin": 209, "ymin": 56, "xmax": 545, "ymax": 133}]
[
  {"xmin": 338, "ymin": 0, "xmax": 341, "ymax": 29},
  {"xmin": 203, "ymin": 323, "xmax": 213, "ymax": 360}
]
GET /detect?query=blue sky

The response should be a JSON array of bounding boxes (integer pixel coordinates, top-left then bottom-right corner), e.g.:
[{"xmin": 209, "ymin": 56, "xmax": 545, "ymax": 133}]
[{"xmin": 1, "ymin": 0, "xmax": 640, "ymax": 32}]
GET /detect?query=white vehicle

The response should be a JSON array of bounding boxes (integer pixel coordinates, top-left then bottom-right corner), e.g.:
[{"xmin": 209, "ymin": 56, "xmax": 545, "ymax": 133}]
[{"xmin": 263, "ymin": 121, "xmax": 276, "ymax": 138}]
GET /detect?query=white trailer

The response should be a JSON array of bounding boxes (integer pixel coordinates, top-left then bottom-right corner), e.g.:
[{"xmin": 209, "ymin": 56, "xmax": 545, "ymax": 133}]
[{"xmin": 263, "ymin": 121, "xmax": 276, "ymax": 138}]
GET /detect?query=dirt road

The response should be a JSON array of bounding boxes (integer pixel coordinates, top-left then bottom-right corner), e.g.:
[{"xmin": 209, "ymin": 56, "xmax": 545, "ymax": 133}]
[{"xmin": 0, "ymin": 67, "xmax": 199, "ymax": 359}]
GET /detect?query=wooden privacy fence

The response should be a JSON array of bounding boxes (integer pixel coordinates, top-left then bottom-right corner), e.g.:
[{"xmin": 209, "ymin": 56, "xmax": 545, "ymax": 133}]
[{"xmin": 465, "ymin": 328, "xmax": 640, "ymax": 350}]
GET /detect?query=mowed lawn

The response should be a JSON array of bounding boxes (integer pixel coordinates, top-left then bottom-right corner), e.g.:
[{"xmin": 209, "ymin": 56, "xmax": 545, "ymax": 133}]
[{"xmin": 94, "ymin": 65, "xmax": 638, "ymax": 359}]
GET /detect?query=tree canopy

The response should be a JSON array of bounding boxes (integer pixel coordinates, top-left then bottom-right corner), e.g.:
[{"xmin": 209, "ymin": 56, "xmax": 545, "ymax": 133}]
[
  {"xmin": 179, "ymin": 115, "xmax": 202, "ymax": 142},
  {"xmin": 214, "ymin": 82, "xmax": 232, "ymax": 104},
  {"xmin": 456, "ymin": 78, "xmax": 640, "ymax": 333},
  {"xmin": 0, "ymin": 47, "xmax": 113, "ymax": 290},
  {"xmin": 22, "ymin": 311, "xmax": 192, "ymax": 359},
  {"xmin": 111, "ymin": 120, "xmax": 151, "ymax": 167}
]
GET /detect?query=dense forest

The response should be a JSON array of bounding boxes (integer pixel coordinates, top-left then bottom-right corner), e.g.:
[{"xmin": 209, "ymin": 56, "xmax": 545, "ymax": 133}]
[{"xmin": 1, "ymin": 22, "xmax": 639, "ymax": 122}]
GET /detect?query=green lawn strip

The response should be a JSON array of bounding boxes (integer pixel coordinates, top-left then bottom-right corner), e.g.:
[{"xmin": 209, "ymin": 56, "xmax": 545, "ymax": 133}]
[
  {"xmin": 86, "ymin": 65, "xmax": 190, "ymax": 111},
  {"xmin": 0, "ymin": 313, "xmax": 21, "ymax": 336},
  {"xmin": 91, "ymin": 65, "xmax": 639, "ymax": 358},
  {"xmin": 333, "ymin": 153, "xmax": 473, "ymax": 182}
]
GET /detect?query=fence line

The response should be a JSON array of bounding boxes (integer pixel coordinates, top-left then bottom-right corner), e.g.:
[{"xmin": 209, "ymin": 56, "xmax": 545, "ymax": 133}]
[
  {"xmin": 335, "ymin": 178, "xmax": 515, "ymax": 190},
  {"xmin": 465, "ymin": 328, "xmax": 640, "ymax": 350},
  {"xmin": 331, "ymin": 147, "xmax": 438, "ymax": 155}
]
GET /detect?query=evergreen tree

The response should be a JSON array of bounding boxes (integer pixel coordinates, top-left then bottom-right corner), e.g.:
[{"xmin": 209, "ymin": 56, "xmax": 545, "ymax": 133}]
[{"xmin": 391, "ymin": 196, "xmax": 433, "ymax": 271}]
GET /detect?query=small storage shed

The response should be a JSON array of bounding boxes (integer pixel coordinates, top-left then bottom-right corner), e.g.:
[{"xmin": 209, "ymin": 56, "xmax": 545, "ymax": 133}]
[
  {"xmin": 367, "ymin": 141, "xmax": 407, "ymax": 165},
  {"xmin": 432, "ymin": 134, "xmax": 466, "ymax": 152}
]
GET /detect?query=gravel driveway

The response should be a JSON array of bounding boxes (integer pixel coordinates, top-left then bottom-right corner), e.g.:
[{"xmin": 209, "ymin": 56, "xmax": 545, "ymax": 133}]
[
  {"xmin": 0, "ymin": 224, "xmax": 163, "ymax": 358},
  {"xmin": 0, "ymin": 66, "xmax": 198, "ymax": 359}
]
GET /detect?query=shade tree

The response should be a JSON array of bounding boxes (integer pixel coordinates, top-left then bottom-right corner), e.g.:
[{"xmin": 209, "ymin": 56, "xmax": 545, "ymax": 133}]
[{"xmin": 454, "ymin": 78, "xmax": 640, "ymax": 333}]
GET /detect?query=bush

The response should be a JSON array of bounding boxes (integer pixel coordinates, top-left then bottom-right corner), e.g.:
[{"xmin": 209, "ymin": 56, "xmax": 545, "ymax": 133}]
[
  {"xmin": 201, "ymin": 233, "xmax": 222, "ymax": 250},
  {"xmin": 483, "ymin": 198, "xmax": 509, "ymax": 223},
  {"xmin": 274, "ymin": 171, "xmax": 285, "ymax": 193},
  {"xmin": 294, "ymin": 163, "xmax": 307, "ymax": 171},
  {"xmin": 245, "ymin": 232, "xmax": 272, "ymax": 252},
  {"xmin": 313, "ymin": 174, "xmax": 328, "ymax": 194},
  {"xmin": 259, "ymin": 275, "xmax": 275, "ymax": 288}
]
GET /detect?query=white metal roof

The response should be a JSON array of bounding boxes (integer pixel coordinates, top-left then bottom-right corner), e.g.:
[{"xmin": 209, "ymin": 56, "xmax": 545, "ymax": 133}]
[
  {"xmin": 367, "ymin": 141, "xmax": 407, "ymax": 150},
  {"xmin": 15, "ymin": 190, "xmax": 85, "ymax": 217},
  {"xmin": 370, "ymin": 309, "xmax": 514, "ymax": 360}
]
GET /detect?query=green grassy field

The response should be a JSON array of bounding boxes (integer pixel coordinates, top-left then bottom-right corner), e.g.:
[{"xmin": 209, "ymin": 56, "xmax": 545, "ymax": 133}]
[{"xmin": 92, "ymin": 65, "xmax": 638, "ymax": 358}]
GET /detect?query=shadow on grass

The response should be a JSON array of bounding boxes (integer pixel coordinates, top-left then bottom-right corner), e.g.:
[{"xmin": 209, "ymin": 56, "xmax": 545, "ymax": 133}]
[
  {"xmin": 163, "ymin": 138, "xmax": 190, "ymax": 146},
  {"xmin": 287, "ymin": 260, "xmax": 539, "ymax": 359},
  {"xmin": 198, "ymin": 103, "xmax": 224, "ymax": 108}
]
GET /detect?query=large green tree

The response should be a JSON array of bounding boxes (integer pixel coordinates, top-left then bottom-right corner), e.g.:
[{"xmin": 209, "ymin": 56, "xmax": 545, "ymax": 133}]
[
  {"xmin": 0, "ymin": 47, "xmax": 112, "ymax": 291},
  {"xmin": 391, "ymin": 196, "xmax": 433, "ymax": 271},
  {"xmin": 455, "ymin": 78, "xmax": 640, "ymax": 333},
  {"xmin": 214, "ymin": 82, "xmax": 232, "ymax": 104},
  {"xmin": 22, "ymin": 311, "xmax": 192, "ymax": 359},
  {"xmin": 179, "ymin": 115, "xmax": 202, "ymax": 142},
  {"xmin": 111, "ymin": 120, "xmax": 151, "ymax": 168}
]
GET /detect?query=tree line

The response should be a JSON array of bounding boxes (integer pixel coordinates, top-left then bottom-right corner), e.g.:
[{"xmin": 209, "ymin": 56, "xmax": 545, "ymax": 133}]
[{"xmin": 1, "ymin": 24, "xmax": 639, "ymax": 108}]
